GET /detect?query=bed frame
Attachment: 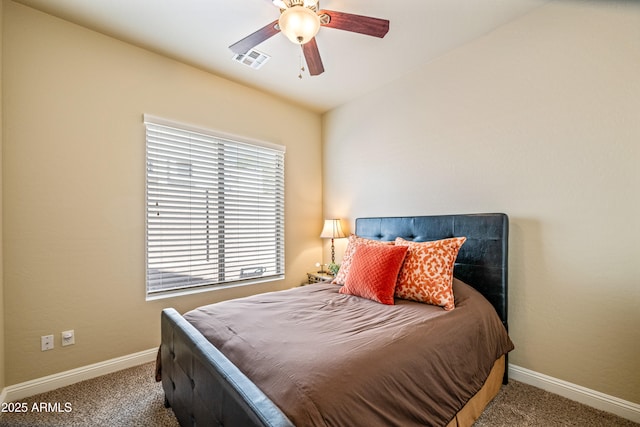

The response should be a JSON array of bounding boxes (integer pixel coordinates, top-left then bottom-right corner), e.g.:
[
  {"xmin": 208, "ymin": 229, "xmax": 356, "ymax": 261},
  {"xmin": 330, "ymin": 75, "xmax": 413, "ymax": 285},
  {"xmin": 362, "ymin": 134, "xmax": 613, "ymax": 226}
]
[{"xmin": 160, "ymin": 213, "xmax": 509, "ymax": 427}]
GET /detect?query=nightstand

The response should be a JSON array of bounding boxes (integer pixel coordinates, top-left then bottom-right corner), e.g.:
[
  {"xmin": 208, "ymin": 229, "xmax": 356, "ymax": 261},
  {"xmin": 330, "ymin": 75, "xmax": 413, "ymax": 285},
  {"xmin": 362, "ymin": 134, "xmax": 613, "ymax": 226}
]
[{"xmin": 306, "ymin": 271, "xmax": 334, "ymax": 284}]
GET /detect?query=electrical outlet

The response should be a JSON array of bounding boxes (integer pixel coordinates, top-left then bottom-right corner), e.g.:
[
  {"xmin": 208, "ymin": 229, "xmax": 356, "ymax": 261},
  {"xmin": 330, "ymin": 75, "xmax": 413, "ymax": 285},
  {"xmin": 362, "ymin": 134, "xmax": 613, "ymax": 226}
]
[
  {"xmin": 61, "ymin": 330, "xmax": 75, "ymax": 346},
  {"xmin": 41, "ymin": 335, "xmax": 54, "ymax": 351}
]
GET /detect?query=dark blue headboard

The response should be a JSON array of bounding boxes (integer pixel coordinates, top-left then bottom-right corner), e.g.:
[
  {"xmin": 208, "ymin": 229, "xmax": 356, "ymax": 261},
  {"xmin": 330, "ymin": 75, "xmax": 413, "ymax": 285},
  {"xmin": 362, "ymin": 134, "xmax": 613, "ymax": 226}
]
[{"xmin": 355, "ymin": 213, "xmax": 509, "ymax": 330}]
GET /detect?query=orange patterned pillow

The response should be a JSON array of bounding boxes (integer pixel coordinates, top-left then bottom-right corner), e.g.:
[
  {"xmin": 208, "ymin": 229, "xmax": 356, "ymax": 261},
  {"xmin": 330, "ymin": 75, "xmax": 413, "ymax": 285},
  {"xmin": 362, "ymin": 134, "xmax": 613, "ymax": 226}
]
[
  {"xmin": 339, "ymin": 244, "xmax": 408, "ymax": 305},
  {"xmin": 394, "ymin": 237, "xmax": 467, "ymax": 311},
  {"xmin": 332, "ymin": 235, "xmax": 394, "ymax": 285}
]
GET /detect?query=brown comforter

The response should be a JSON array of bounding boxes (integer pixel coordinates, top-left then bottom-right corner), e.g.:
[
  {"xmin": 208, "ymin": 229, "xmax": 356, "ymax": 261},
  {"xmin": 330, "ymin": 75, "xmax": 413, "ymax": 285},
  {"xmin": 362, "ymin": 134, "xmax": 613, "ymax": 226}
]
[{"xmin": 184, "ymin": 279, "xmax": 514, "ymax": 426}]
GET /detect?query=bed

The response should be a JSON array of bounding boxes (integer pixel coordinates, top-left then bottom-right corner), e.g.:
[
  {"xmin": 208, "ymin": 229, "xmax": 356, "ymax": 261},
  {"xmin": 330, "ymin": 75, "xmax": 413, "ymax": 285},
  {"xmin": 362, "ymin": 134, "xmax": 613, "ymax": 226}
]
[{"xmin": 159, "ymin": 213, "xmax": 512, "ymax": 427}]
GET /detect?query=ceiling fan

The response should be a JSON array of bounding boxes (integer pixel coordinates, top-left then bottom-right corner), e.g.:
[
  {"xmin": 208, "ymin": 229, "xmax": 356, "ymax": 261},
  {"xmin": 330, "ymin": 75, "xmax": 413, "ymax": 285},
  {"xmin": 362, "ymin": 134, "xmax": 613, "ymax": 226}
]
[{"xmin": 229, "ymin": 0, "xmax": 390, "ymax": 76}]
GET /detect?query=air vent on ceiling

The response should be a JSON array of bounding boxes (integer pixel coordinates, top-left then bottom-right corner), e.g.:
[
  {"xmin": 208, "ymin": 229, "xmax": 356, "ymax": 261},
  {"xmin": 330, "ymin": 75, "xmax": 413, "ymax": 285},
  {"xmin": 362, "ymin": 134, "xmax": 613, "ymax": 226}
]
[{"xmin": 232, "ymin": 49, "xmax": 270, "ymax": 70}]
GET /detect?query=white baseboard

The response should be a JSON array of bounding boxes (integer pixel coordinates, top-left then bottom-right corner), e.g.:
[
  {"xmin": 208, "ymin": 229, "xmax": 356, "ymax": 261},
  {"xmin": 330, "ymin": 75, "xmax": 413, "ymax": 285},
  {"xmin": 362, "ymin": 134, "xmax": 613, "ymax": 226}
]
[
  {"xmin": 0, "ymin": 348, "xmax": 157, "ymax": 404},
  {"xmin": 509, "ymin": 364, "xmax": 640, "ymax": 424}
]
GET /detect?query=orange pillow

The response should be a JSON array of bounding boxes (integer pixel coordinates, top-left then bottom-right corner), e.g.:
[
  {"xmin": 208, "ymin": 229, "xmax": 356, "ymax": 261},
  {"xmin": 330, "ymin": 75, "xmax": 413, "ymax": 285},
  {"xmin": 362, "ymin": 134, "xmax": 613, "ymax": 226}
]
[
  {"xmin": 394, "ymin": 237, "xmax": 466, "ymax": 311},
  {"xmin": 332, "ymin": 235, "xmax": 394, "ymax": 285},
  {"xmin": 339, "ymin": 244, "xmax": 408, "ymax": 305}
]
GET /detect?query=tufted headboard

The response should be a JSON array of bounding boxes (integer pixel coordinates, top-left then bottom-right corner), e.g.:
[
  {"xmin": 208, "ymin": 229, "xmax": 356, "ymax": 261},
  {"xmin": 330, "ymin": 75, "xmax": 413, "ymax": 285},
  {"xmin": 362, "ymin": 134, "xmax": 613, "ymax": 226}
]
[{"xmin": 355, "ymin": 213, "xmax": 509, "ymax": 330}]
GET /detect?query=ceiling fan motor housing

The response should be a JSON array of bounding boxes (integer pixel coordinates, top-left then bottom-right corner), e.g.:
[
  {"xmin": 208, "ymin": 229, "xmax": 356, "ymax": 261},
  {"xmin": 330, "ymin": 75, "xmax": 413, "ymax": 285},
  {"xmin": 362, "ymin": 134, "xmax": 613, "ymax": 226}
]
[{"xmin": 275, "ymin": 0, "xmax": 319, "ymax": 12}]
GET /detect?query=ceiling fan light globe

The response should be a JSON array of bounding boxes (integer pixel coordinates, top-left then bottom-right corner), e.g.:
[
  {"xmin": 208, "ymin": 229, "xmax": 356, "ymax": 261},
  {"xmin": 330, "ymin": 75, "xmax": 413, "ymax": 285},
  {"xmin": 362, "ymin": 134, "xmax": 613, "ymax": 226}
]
[{"xmin": 279, "ymin": 6, "xmax": 320, "ymax": 45}]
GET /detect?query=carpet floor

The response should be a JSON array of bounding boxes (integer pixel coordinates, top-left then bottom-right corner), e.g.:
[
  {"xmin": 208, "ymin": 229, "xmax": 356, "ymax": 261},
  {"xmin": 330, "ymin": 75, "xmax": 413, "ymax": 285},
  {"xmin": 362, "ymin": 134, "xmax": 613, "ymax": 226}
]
[{"xmin": 0, "ymin": 362, "xmax": 636, "ymax": 426}]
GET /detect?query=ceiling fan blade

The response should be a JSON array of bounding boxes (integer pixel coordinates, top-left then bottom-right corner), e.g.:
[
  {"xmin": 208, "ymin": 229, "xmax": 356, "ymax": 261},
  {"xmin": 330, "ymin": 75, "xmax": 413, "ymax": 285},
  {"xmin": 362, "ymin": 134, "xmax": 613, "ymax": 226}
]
[
  {"xmin": 318, "ymin": 10, "xmax": 389, "ymax": 38},
  {"xmin": 229, "ymin": 19, "xmax": 280, "ymax": 54},
  {"xmin": 302, "ymin": 38, "xmax": 324, "ymax": 76}
]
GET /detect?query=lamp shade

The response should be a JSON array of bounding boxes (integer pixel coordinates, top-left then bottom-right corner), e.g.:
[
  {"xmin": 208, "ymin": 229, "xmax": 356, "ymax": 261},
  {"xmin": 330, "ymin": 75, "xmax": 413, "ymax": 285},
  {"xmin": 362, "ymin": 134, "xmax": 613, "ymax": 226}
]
[
  {"xmin": 278, "ymin": 5, "xmax": 321, "ymax": 45},
  {"xmin": 320, "ymin": 219, "xmax": 346, "ymax": 239}
]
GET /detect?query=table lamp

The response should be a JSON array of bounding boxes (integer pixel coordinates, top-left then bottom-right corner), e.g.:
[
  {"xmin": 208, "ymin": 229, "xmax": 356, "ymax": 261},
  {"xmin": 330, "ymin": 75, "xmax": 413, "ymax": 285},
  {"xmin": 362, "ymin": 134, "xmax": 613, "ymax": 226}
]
[{"xmin": 320, "ymin": 219, "xmax": 346, "ymax": 267}]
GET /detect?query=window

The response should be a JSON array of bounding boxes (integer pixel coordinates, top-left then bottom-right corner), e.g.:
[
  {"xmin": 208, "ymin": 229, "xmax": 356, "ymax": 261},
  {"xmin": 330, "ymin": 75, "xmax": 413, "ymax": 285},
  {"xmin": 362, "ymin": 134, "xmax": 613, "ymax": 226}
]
[{"xmin": 144, "ymin": 115, "xmax": 285, "ymax": 298}]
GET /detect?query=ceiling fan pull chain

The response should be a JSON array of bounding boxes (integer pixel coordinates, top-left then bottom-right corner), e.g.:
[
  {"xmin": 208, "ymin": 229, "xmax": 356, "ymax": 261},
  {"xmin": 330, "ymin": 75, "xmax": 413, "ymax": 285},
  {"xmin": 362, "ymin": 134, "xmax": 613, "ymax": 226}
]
[{"xmin": 299, "ymin": 54, "xmax": 305, "ymax": 79}]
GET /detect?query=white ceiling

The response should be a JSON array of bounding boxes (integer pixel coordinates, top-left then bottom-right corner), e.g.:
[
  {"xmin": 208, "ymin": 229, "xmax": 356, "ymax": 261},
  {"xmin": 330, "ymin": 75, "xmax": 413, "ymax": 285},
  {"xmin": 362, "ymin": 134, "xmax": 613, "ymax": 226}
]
[{"xmin": 14, "ymin": 0, "xmax": 548, "ymax": 113}]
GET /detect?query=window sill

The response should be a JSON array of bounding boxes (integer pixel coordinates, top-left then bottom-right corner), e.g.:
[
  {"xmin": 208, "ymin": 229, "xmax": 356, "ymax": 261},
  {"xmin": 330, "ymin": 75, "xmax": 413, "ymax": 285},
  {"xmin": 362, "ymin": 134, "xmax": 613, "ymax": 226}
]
[{"xmin": 145, "ymin": 275, "xmax": 284, "ymax": 301}]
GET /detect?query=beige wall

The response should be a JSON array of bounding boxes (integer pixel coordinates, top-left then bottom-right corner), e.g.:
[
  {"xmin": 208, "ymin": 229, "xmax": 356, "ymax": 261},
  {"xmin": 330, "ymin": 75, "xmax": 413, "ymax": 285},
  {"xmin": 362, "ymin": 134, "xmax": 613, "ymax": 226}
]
[
  {"xmin": 323, "ymin": 1, "xmax": 640, "ymax": 404},
  {"xmin": 0, "ymin": 0, "xmax": 5, "ymax": 392},
  {"xmin": 2, "ymin": 1, "xmax": 322, "ymax": 385}
]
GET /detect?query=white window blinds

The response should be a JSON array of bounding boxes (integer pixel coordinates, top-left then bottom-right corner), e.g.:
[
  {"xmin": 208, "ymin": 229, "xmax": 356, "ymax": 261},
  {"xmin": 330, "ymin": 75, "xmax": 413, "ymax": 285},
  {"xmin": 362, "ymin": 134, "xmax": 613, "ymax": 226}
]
[{"xmin": 145, "ymin": 116, "xmax": 285, "ymax": 296}]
